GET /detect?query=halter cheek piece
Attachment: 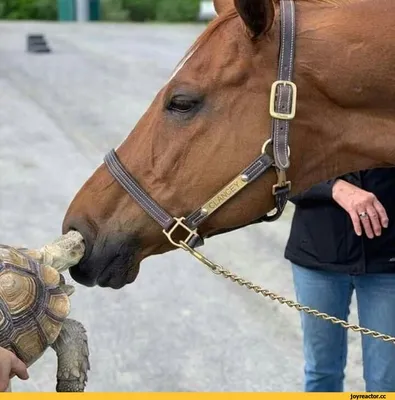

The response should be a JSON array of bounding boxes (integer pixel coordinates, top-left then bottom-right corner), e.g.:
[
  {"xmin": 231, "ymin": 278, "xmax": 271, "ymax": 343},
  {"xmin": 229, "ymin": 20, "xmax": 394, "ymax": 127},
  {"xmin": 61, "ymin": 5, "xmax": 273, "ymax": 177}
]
[{"xmin": 104, "ymin": 0, "xmax": 297, "ymax": 250}]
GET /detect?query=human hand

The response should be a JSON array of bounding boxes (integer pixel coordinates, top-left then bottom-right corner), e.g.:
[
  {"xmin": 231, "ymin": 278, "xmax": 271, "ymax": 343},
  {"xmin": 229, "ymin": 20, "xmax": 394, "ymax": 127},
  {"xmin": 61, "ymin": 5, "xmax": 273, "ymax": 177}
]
[
  {"xmin": 0, "ymin": 347, "xmax": 29, "ymax": 391},
  {"xmin": 332, "ymin": 179, "xmax": 389, "ymax": 239}
]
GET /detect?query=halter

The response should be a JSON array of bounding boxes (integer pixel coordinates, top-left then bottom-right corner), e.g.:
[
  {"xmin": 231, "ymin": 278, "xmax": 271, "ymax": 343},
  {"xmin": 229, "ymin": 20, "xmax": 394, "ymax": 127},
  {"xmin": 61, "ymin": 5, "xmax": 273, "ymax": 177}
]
[{"xmin": 104, "ymin": 0, "xmax": 297, "ymax": 250}]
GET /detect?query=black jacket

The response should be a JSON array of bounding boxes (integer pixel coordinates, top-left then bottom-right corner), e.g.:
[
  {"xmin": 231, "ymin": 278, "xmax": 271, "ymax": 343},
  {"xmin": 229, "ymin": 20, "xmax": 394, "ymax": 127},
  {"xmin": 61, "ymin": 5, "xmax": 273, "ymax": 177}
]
[{"xmin": 284, "ymin": 168, "xmax": 395, "ymax": 274}]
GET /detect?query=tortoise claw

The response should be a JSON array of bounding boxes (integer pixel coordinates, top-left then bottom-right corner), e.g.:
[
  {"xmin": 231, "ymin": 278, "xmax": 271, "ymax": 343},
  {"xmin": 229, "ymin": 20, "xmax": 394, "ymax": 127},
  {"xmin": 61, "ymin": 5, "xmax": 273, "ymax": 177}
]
[{"xmin": 60, "ymin": 284, "xmax": 75, "ymax": 297}]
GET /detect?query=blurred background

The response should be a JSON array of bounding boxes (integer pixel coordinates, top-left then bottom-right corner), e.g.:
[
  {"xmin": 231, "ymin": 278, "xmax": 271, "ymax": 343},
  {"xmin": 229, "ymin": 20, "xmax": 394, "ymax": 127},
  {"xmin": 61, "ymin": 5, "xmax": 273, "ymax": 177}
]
[
  {"xmin": 0, "ymin": 0, "xmax": 216, "ymax": 22},
  {"xmin": 0, "ymin": 0, "xmax": 364, "ymax": 392}
]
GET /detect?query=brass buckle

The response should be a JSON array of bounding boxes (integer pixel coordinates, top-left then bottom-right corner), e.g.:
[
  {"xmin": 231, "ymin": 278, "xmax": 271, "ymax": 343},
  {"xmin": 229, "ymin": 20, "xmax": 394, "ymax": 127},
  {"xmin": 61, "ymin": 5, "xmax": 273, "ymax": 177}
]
[
  {"xmin": 163, "ymin": 217, "xmax": 199, "ymax": 249},
  {"xmin": 272, "ymin": 169, "xmax": 291, "ymax": 195},
  {"xmin": 269, "ymin": 80, "xmax": 297, "ymax": 120}
]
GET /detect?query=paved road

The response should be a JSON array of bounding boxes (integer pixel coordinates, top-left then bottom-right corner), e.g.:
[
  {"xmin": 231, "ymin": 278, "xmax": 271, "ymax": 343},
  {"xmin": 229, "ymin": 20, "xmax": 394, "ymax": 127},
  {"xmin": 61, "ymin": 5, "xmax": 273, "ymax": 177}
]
[{"xmin": 0, "ymin": 21, "xmax": 365, "ymax": 392}]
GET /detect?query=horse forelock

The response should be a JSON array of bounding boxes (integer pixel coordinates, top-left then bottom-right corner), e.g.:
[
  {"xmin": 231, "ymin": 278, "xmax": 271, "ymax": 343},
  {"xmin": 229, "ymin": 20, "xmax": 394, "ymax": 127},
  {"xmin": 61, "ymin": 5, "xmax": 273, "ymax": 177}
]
[
  {"xmin": 166, "ymin": 9, "xmax": 239, "ymax": 83},
  {"xmin": 166, "ymin": 0, "xmax": 351, "ymax": 83}
]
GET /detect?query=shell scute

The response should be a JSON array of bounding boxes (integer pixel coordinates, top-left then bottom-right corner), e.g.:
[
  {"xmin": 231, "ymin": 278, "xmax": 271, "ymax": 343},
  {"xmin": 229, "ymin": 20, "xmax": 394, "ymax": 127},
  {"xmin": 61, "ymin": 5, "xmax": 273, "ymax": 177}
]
[{"xmin": 0, "ymin": 245, "xmax": 70, "ymax": 366}]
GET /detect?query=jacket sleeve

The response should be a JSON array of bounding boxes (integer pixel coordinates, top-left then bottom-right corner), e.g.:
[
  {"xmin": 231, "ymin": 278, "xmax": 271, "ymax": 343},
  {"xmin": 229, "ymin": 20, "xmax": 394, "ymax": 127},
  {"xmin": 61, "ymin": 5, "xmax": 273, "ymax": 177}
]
[
  {"xmin": 289, "ymin": 172, "xmax": 361, "ymax": 206},
  {"xmin": 289, "ymin": 180, "xmax": 338, "ymax": 205}
]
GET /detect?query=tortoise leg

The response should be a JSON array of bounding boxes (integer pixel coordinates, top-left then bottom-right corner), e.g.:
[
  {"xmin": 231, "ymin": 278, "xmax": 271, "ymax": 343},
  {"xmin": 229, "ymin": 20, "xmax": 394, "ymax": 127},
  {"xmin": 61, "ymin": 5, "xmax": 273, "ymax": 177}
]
[{"xmin": 50, "ymin": 319, "xmax": 90, "ymax": 392}]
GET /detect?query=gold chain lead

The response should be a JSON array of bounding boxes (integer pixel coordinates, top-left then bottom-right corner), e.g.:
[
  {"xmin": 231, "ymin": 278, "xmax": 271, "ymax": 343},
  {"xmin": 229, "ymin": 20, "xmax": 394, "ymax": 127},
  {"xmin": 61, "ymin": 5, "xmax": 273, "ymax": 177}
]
[{"xmin": 180, "ymin": 242, "xmax": 395, "ymax": 344}]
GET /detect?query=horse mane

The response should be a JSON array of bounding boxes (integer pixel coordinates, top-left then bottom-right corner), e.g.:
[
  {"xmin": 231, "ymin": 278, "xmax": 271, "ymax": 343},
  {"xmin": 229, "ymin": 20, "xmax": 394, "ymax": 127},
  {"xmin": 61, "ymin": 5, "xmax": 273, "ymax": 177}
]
[
  {"xmin": 170, "ymin": 9, "xmax": 239, "ymax": 76},
  {"xmin": 171, "ymin": 0, "xmax": 349, "ymax": 76},
  {"xmin": 306, "ymin": 0, "xmax": 350, "ymax": 4}
]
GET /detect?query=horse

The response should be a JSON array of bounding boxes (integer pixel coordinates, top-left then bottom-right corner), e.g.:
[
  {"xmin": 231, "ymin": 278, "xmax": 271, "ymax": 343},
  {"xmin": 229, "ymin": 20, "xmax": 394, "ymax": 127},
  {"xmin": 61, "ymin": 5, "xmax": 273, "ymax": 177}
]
[{"xmin": 62, "ymin": 0, "xmax": 395, "ymax": 290}]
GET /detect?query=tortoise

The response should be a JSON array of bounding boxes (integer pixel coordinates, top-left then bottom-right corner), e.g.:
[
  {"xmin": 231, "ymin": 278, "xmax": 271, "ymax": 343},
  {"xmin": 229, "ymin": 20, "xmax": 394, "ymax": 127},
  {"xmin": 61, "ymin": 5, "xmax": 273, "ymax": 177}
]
[{"xmin": 0, "ymin": 231, "xmax": 89, "ymax": 392}]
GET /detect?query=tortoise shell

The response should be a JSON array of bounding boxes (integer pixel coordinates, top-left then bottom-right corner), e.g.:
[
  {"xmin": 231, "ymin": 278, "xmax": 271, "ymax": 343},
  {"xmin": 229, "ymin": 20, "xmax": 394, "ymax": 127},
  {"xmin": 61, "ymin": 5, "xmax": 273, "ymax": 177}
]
[{"xmin": 0, "ymin": 245, "xmax": 70, "ymax": 367}]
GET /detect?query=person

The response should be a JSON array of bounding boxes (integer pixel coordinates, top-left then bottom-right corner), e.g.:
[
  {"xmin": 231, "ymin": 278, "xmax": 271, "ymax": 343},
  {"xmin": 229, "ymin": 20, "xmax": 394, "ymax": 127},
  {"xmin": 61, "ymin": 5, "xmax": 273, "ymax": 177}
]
[
  {"xmin": 284, "ymin": 168, "xmax": 395, "ymax": 392},
  {"xmin": 0, "ymin": 347, "xmax": 29, "ymax": 391}
]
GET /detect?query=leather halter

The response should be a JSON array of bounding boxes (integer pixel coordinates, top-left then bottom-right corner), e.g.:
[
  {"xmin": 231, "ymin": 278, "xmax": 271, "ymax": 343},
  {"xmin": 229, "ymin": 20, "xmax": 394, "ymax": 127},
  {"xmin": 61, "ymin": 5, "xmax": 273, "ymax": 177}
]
[{"xmin": 104, "ymin": 0, "xmax": 297, "ymax": 249}]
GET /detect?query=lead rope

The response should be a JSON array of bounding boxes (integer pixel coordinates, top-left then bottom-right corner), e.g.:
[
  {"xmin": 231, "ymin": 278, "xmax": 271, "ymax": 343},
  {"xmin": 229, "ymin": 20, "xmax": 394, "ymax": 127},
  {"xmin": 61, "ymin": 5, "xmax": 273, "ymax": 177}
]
[{"xmin": 180, "ymin": 241, "xmax": 395, "ymax": 344}]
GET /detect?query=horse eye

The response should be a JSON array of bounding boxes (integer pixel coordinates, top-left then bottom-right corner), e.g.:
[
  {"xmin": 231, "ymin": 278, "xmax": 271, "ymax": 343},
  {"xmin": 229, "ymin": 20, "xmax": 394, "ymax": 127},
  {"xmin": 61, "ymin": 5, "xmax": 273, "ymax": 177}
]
[{"xmin": 167, "ymin": 96, "xmax": 198, "ymax": 114}]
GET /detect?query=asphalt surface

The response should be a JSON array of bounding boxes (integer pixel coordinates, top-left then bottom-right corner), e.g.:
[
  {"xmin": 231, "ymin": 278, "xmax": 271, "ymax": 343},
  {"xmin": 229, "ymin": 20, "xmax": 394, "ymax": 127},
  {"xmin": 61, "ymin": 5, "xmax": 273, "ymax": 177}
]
[{"xmin": 0, "ymin": 21, "xmax": 365, "ymax": 392}]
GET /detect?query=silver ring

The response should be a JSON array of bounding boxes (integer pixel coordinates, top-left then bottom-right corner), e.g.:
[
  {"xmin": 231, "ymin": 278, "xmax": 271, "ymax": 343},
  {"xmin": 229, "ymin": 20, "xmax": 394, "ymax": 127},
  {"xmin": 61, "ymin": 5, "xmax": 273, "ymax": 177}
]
[{"xmin": 359, "ymin": 211, "xmax": 369, "ymax": 219}]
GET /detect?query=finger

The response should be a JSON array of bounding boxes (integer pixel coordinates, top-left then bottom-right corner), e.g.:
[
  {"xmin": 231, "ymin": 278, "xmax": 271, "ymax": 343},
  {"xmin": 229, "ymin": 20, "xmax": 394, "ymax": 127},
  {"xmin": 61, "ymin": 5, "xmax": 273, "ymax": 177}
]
[
  {"xmin": 373, "ymin": 198, "xmax": 389, "ymax": 228},
  {"xmin": 366, "ymin": 204, "xmax": 382, "ymax": 236},
  {"xmin": 359, "ymin": 212, "xmax": 374, "ymax": 239},
  {"xmin": 350, "ymin": 210, "xmax": 363, "ymax": 236},
  {"xmin": 0, "ymin": 380, "xmax": 10, "ymax": 393},
  {"xmin": 10, "ymin": 356, "xmax": 29, "ymax": 380},
  {"xmin": 0, "ymin": 358, "xmax": 12, "ymax": 392}
]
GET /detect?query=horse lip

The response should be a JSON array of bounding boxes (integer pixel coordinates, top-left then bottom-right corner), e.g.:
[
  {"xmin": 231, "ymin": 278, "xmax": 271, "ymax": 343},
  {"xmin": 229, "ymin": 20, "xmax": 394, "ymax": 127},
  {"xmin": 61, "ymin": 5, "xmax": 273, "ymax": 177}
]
[
  {"xmin": 63, "ymin": 222, "xmax": 95, "ymax": 268},
  {"xmin": 96, "ymin": 261, "xmax": 140, "ymax": 289},
  {"xmin": 97, "ymin": 274, "xmax": 125, "ymax": 289},
  {"xmin": 69, "ymin": 263, "xmax": 99, "ymax": 287},
  {"xmin": 67, "ymin": 235, "xmax": 104, "ymax": 287}
]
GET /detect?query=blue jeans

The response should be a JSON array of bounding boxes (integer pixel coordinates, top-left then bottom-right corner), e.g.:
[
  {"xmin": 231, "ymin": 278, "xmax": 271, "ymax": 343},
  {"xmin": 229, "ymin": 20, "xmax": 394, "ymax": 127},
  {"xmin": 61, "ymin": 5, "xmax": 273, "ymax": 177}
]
[{"xmin": 292, "ymin": 263, "xmax": 395, "ymax": 392}]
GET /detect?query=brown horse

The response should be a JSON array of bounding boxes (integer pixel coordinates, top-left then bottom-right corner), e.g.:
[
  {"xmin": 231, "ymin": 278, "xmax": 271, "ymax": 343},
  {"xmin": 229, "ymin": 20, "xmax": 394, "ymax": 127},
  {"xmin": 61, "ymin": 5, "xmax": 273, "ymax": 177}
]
[{"xmin": 62, "ymin": 0, "xmax": 395, "ymax": 289}]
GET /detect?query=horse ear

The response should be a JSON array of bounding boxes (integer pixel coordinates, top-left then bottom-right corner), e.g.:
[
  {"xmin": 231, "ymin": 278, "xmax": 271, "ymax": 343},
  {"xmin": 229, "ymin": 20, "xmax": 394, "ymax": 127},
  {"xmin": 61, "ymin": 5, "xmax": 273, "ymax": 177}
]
[
  {"xmin": 214, "ymin": 0, "xmax": 233, "ymax": 15},
  {"xmin": 234, "ymin": 0, "xmax": 275, "ymax": 38}
]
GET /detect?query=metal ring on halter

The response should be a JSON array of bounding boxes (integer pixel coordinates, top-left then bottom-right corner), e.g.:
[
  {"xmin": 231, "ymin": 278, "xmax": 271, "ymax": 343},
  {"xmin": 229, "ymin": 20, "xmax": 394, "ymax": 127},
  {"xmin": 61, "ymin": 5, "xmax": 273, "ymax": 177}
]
[
  {"xmin": 359, "ymin": 211, "xmax": 369, "ymax": 219},
  {"xmin": 261, "ymin": 139, "xmax": 291, "ymax": 158}
]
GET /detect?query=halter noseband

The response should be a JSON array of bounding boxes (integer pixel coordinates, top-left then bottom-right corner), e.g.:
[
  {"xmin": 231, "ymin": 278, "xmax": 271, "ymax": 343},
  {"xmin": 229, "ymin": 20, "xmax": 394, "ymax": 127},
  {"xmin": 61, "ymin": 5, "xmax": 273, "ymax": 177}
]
[{"xmin": 104, "ymin": 0, "xmax": 297, "ymax": 250}]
